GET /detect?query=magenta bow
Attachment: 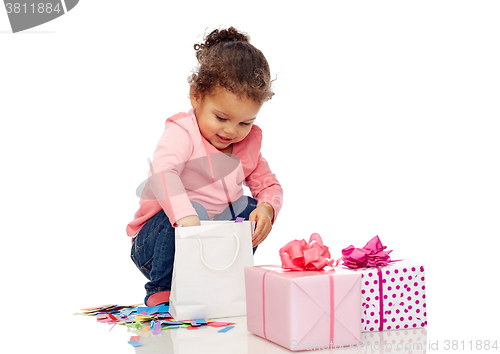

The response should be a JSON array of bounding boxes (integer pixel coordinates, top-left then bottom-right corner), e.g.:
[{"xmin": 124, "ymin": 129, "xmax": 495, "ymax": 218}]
[
  {"xmin": 279, "ymin": 233, "xmax": 338, "ymax": 271},
  {"xmin": 341, "ymin": 235, "xmax": 392, "ymax": 269}
]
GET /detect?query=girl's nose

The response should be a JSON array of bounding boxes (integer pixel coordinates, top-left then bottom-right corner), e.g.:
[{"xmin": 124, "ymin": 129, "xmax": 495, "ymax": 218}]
[{"xmin": 223, "ymin": 124, "xmax": 237, "ymax": 136}]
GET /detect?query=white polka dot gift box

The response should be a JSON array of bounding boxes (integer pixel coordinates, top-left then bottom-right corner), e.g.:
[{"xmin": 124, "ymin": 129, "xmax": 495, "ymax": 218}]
[{"xmin": 339, "ymin": 236, "xmax": 428, "ymax": 333}]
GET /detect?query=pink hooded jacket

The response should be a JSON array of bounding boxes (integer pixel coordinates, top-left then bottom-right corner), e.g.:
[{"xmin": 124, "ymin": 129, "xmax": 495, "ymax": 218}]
[{"xmin": 126, "ymin": 109, "xmax": 283, "ymax": 237}]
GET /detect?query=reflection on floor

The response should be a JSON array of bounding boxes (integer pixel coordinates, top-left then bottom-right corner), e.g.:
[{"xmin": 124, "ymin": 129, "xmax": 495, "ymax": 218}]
[{"xmin": 128, "ymin": 315, "xmax": 427, "ymax": 354}]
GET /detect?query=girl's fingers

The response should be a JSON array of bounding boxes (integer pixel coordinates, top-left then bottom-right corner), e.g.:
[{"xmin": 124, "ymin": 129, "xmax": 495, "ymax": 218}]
[
  {"xmin": 252, "ymin": 225, "xmax": 263, "ymax": 247},
  {"xmin": 249, "ymin": 207, "xmax": 272, "ymax": 247},
  {"xmin": 252, "ymin": 221, "xmax": 271, "ymax": 247}
]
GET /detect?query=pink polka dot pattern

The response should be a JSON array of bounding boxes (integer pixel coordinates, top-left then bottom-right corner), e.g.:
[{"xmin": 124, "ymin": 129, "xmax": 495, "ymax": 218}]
[{"xmin": 348, "ymin": 259, "xmax": 427, "ymax": 332}]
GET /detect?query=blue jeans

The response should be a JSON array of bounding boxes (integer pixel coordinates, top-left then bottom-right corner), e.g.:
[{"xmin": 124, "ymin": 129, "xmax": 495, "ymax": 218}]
[{"xmin": 130, "ymin": 196, "xmax": 258, "ymax": 305}]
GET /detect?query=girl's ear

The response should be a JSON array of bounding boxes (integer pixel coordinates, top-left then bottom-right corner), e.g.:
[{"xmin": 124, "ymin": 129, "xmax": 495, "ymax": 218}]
[{"xmin": 189, "ymin": 85, "xmax": 201, "ymax": 109}]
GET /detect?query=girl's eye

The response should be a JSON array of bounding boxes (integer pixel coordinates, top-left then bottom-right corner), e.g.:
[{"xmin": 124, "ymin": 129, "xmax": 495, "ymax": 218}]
[
  {"xmin": 216, "ymin": 116, "xmax": 227, "ymax": 121},
  {"xmin": 240, "ymin": 122, "xmax": 251, "ymax": 126}
]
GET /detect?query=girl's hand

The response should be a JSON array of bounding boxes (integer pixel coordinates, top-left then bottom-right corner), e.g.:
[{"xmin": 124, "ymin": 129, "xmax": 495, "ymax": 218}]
[
  {"xmin": 175, "ymin": 215, "xmax": 201, "ymax": 227},
  {"xmin": 249, "ymin": 203, "xmax": 274, "ymax": 248}
]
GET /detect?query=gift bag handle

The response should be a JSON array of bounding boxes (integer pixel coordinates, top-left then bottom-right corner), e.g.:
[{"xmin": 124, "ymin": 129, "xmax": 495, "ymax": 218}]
[{"xmin": 195, "ymin": 233, "xmax": 240, "ymax": 271}]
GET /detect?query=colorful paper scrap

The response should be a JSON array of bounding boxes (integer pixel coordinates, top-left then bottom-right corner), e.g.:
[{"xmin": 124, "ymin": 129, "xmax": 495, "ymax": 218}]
[
  {"xmin": 153, "ymin": 322, "xmax": 162, "ymax": 335},
  {"xmin": 128, "ymin": 340, "xmax": 142, "ymax": 347},
  {"xmin": 218, "ymin": 326, "xmax": 235, "ymax": 333}
]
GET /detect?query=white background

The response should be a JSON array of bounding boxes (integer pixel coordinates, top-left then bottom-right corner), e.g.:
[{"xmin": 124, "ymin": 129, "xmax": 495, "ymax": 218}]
[{"xmin": 1, "ymin": 1, "xmax": 499, "ymax": 352}]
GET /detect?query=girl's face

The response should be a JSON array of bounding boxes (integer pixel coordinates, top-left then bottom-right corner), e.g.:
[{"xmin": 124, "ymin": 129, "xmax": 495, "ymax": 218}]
[{"xmin": 190, "ymin": 88, "xmax": 262, "ymax": 153}]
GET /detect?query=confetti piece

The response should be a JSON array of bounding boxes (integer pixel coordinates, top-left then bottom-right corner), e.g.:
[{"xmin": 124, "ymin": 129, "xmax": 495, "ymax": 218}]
[
  {"xmin": 194, "ymin": 318, "xmax": 207, "ymax": 324},
  {"xmin": 156, "ymin": 304, "xmax": 169, "ymax": 313},
  {"xmin": 235, "ymin": 217, "xmax": 245, "ymax": 222},
  {"xmin": 161, "ymin": 321, "xmax": 185, "ymax": 325},
  {"xmin": 128, "ymin": 340, "xmax": 142, "ymax": 347},
  {"xmin": 207, "ymin": 321, "xmax": 232, "ymax": 327},
  {"xmin": 119, "ymin": 307, "xmax": 137, "ymax": 316},
  {"xmin": 153, "ymin": 322, "xmax": 162, "ymax": 335},
  {"xmin": 187, "ymin": 325, "xmax": 198, "ymax": 330},
  {"xmin": 135, "ymin": 315, "xmax": 153, "ymax": 322},
  {"xmin": 218, "ymin": 326, "xmax": 235, "ymax": 333},
  {"xmin": 129, "ymin": 336, "xmax": 140, "ymax": 342},
  {"xmin": 156, "ymin": 313, "xmax": 172, "ymax": 319}
]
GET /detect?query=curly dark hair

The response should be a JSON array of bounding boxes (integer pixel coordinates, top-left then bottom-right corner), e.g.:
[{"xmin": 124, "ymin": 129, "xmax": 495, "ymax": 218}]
[{"xmin": 188, "ymin": 27, "xmax": 274, "ymax": 104}]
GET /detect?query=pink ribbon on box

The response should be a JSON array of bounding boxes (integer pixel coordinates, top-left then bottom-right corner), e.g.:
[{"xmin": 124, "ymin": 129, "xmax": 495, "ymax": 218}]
[
  {"xmin": 341, "ymin": 235, "xmax": 394, "ymax": 331},
  {"xmin": 279, "ymin": 233, "xmax": 339, "ymax": 271},
  {"xmin": 341, "ymin": 235, "xmax": 392, "ymax": 269}
]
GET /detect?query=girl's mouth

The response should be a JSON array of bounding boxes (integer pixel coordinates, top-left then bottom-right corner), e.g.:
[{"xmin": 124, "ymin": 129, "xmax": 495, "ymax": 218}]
[{"xmin": 216, "ymin": 134, "xmax": 232, "ymax": 144}]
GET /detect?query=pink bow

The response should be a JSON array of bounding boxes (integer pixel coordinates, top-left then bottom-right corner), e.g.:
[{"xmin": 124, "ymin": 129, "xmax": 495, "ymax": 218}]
[
  {"xmin": 341, "ymin": 235, "xmax": 392, "ymax": 269},
  {"xmin": 279, "ymin": 233, "xmax": 338, "ymax": 271}
]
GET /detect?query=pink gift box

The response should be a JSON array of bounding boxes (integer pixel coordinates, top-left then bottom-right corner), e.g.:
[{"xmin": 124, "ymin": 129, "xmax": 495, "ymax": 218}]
[
  {"xmin": 245, "ymin": 265, "xmax": 362, "ymax": 351},
  {"xmin": 341, "ymin": 259, "xmax": 427, "ymax": 332}
]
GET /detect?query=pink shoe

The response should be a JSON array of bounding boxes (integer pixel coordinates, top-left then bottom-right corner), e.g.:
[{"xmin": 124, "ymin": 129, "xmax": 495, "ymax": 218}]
[{"xmin": 146, "ymin": 291, "xmax": 170, "ymax": 307}]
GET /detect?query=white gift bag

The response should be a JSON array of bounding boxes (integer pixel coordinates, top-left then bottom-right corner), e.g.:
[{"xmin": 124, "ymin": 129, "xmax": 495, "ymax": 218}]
[{"xmin": 169, "ymin": 220, "xmax": 254, "ymax": 320}]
